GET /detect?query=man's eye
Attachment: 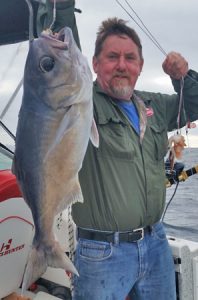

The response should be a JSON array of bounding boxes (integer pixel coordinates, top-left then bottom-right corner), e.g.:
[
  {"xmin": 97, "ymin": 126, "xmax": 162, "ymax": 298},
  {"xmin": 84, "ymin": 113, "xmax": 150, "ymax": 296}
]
[
  {"xmin": 108, "ymin": 54, "xmax": 117, "ymax": 59},
  {"xmin": 126, "ymin": 55, "xmax": 135, "ymax": 60}
]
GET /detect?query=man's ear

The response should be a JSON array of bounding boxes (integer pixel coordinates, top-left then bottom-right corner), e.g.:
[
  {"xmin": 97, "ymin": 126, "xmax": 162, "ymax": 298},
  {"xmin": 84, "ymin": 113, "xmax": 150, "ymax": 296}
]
[
  {"xmin": 139, "ymin": 59, "xmax": 144, "ymax": 75},
  {"xmin": 92, "ymin": 56, "xmax": 98, "ymax": 74}
]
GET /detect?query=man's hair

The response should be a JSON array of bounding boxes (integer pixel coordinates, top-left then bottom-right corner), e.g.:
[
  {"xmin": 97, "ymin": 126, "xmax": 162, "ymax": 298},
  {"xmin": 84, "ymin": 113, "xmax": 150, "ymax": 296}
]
[{"xmin": 94, "ymin": 17, "xmax": 143, "ymax": 59}]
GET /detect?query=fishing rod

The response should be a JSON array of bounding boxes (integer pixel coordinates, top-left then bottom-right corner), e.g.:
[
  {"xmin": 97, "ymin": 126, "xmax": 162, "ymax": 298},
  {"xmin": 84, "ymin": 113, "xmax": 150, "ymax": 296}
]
[
  {"xmin": 115, "ymin": 0, "xmax": 198, "ymax": 192},
  {"xmin": 165, "ymin": 161, "xmax": 198, "ymax": 187},
  {"xmin": 178, "ymin": 165, "xmax": 198, "ymax": 182},
  {"xmin": 162, "ymin": 161, "xmax": 198, "ymax": 221}
]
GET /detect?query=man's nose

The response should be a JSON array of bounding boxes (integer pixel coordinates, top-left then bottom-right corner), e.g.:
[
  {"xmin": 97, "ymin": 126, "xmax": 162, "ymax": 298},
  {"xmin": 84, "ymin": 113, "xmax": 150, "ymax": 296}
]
[{"xmin": 117, "ymin": 56, "xmax": 127, "ymax": 70}]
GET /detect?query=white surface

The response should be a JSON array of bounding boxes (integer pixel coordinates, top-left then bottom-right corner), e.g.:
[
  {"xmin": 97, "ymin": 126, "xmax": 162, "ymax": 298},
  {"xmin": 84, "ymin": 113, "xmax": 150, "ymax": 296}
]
[
  {"xmin": 34, "ymin": 291, "xmax": 62, "ymax": 300},
  {"xmin": 0, "ymin": 198, "xmax": 34, "ymax": 299},
  {"xmin": 169, "ymin": 236, "xmax": 198, "ymax": 300}
]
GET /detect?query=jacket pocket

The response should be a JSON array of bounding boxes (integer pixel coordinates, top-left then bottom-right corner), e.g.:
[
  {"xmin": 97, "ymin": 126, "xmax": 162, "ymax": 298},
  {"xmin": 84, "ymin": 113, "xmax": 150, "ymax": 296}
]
[
  {"xmin": 96, "ymin": 116, "xmax": 136, "ymax": 161},
  {"xmin": 149, "ymin": 124, "xmax": 168, "ymax": 161}
]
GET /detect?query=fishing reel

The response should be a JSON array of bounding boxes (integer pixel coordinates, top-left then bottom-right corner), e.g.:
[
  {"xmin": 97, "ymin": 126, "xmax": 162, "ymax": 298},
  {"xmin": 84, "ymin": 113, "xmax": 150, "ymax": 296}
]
[
  {"xmin": 165, "ymin": 159, "xmax": 185, "ymax": 187},
  {"xmin": 165, "ymin": 159, "xmax": 198, "ymax": 188}
]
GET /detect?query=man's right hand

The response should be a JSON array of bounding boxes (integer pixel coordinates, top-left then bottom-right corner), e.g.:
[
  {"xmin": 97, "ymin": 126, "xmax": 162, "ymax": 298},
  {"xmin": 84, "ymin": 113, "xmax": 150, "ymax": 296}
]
[{"xmin": 162, "ymin": 52, "xmax": 188, "ymax": 80}]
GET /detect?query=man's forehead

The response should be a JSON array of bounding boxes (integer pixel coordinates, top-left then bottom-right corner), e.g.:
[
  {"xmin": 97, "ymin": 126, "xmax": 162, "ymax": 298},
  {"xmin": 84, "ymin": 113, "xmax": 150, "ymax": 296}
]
[{"xmin": 102, "ymin": 35, "xmax": 139, "ymax": 53}]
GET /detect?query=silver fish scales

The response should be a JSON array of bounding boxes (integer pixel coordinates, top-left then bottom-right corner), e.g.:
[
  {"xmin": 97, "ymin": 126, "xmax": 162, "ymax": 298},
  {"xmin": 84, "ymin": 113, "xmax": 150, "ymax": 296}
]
[{"xmin": 13, "ymin": 27, "xmax": 99, "ymax": 291}]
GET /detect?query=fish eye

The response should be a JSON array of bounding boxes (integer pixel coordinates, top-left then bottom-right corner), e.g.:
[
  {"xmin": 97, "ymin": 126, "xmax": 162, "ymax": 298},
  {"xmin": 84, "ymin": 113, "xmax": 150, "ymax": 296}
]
[{"xmin": 39, "ymin": 56, "xmax": 55, "ymax": 72}]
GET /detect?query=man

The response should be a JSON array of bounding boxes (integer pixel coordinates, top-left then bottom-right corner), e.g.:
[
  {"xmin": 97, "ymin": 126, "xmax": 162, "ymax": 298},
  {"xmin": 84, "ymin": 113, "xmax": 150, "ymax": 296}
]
[{"xmin": 37, "ymin": 1, "xmax": 198, "ymax": 299}]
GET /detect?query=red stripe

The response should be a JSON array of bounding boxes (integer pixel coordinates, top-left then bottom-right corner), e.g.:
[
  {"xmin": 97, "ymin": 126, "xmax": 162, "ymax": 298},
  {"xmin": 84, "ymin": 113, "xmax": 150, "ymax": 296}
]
[{"xmin": 0, "ymin": 215, "xmax": 34, "ymax": 228}]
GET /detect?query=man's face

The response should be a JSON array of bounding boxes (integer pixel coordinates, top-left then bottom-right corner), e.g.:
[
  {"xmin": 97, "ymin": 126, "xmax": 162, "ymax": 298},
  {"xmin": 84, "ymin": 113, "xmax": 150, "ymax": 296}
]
[{"xmin": 93, "ymin": 34, "xmax": 144, "ymax": 100}]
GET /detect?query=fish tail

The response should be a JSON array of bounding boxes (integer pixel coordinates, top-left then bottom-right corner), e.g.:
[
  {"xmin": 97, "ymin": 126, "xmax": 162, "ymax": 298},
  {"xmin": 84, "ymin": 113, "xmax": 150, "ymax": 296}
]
[
  {"xmin": 21, "ymin": 246, "xmax": 47, "ymax": 294},
  {"xmin": 22, "ymin": 241, "xmax": 78, "ymax": 293}
]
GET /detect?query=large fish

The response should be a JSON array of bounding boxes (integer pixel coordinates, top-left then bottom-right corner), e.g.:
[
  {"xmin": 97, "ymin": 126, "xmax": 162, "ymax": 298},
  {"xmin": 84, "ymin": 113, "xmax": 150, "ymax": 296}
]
[{"xmin": 12, "ymin": 27, "xmax": 98, "ymax": 291}]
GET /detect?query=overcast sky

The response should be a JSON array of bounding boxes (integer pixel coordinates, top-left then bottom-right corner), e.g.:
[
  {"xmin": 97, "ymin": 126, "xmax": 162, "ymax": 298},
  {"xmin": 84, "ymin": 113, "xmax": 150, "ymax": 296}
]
[{"xmin": 0, "ymin": 0, "xmax": 198, "ymax": 146}]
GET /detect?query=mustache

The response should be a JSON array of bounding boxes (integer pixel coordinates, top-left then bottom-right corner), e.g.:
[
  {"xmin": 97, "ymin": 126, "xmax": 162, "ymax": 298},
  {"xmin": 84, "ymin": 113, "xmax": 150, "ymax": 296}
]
[{"xmin": 112, "ymin": 72, "xmax": 130, "ymax": 79}]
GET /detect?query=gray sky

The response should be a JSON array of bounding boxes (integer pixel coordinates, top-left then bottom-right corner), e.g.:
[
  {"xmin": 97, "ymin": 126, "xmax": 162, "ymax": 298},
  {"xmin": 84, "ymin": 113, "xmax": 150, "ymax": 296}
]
[{"xmin": 0, "ymin": 0, "xmax": 198, "ymax": 146}]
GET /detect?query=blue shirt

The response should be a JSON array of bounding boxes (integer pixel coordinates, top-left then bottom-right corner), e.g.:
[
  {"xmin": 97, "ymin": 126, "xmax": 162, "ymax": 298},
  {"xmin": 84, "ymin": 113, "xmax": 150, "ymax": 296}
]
[{"xmin": 116, "ymin": 100, "xmax": 140, "ymax": 134}]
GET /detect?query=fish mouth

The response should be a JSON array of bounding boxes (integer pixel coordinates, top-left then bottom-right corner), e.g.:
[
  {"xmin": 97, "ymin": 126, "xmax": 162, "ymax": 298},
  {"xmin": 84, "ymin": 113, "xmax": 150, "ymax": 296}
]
[{"xmin": 41, "ymin": 27, "xmax": 73, "ymax": 50}]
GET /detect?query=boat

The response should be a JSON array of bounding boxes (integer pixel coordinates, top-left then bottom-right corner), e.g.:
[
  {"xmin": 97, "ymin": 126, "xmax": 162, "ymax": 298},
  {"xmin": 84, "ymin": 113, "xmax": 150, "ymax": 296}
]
[
  {"xmin": 1, "ymin": 1, "xmax": 198, "ymax": 299},
  {"xmin": 1, "ymin": 142, "xmax": 198, "ymax": 300},
  {"xmin": 0, "ymin": 161, "xmax": 73, "ymax": 299}
]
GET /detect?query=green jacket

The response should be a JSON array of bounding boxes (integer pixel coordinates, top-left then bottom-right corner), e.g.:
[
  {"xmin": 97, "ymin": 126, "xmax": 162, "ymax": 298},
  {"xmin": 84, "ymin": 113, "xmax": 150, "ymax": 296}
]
[
  {"xmin": 37, "ymin": 1, "xmax": 198, "ymax": 231},
  {"xmin": 72, "ymin": 76, "xmax": 198, "ymax": 231}
]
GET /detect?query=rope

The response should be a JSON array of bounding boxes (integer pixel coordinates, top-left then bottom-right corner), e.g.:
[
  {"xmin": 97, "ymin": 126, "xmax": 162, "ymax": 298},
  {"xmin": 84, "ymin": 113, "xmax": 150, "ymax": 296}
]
[
  {"xmin": 68, "ymin": 205, "xmax": 75, "ymax": 262},
  {"xmin": 67, "ymin": 205, "xmax": 75, "ymax": 293}
]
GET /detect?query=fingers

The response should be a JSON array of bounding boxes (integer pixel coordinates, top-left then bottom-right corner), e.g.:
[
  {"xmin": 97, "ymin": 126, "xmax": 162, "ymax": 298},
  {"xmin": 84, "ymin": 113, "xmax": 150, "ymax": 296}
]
[{"xmin": 162, "ymin": 51, "xmax": 189, "ymax": 79}]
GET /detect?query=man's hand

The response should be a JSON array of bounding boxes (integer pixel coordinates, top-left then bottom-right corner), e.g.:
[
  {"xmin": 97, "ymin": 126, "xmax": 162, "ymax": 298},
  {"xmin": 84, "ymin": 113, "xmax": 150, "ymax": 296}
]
[
  {"xmin": 3, "ymin": 292, "xmax": 31, "ymax": 300},
  {"xmin": 162, "ymin": 52, "xmax": 189, "ymax": 79}
]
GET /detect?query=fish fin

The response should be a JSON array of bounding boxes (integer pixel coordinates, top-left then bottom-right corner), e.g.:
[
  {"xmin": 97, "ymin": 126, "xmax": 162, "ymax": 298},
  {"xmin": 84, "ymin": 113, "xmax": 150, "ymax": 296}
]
[
  {"xmin": 22, "ymin": 246, "xmax": 48, "ymax": 293},
  {"xmin": 56, "ymin": 180, "xmax": 83, "ymax": 214},
  {"xmin": 70, "ymin": 180, "xmax": 84, "ymax": 204},
  {"xmin": 66, "ymin": 180, "xmax": 84, "ymax": 206},
  {"xmin": 90, "ymin": 118, "xmax": 99, "ymax": 148},
  {"xmin": 44, "ymin": 106, "xmax": 79, "ymax": 161},
  {"xmin": 22, "ymin": 240, "xmax": 78, "ymax": 293}
]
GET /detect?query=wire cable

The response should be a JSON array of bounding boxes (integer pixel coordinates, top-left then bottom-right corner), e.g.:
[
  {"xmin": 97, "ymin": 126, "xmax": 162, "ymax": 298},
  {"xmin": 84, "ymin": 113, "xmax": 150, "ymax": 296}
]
[
  {"xmin": 25, "ymin": 0, "xmax": 34, "ymax": 43},
  {"xmin": 49, "ymin": 0, "xmax": 57, "ymax": 31},
  {"xmin": 115, "ymin": 0, "xmax": 198, "ymax": 84},
  {"xmin": 115, "ymin": 0, "xmax": 167, "ymax": 56},
  {"xmin": 161, "ymin": 182, "xmax": 179, "ymax": 222},
  {"xmin": 124, "ymin": 0, "xmax": 167, "ymax": 56}
]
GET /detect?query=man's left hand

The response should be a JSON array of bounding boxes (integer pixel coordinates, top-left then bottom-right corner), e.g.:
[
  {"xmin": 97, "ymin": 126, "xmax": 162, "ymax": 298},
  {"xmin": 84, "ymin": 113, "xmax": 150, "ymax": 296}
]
[{"xmin": 162, "ymin": 52, "xmax": 188, "ymax": 79}]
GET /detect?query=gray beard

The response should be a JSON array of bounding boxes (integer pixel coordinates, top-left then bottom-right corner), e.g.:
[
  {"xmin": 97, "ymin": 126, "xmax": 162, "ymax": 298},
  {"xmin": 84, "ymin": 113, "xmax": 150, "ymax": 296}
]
[{"xmin": 110, "ymin": 84, "xmax": 133, "ymax": 99}]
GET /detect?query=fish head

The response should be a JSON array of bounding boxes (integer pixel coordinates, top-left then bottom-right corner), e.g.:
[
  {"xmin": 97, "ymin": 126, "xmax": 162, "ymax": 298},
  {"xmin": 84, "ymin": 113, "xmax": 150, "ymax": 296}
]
[{"xmin": 23, "ymin": 27, "xmax": 92, "ymax": 110}]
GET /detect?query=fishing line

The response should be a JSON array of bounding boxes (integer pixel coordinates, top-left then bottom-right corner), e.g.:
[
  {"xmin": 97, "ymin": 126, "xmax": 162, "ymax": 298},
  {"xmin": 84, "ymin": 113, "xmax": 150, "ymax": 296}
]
[
  {"xmin": 115, "ymin": 0, "xmax": 193, "ymax": 142},
  {"xmin": 115, "ymin": 1, "xmax": 187, "ymax": 134},
  {"xmin": 49, "ymin": 0, "xmax": 57, "ymax": 31},
  {"xmin": 115, "ymin": 0, "xmax": 198, "ymax": 84},
  {"xmin": 25, "ymin": 0, "xmax": 34, "ymax": 43},
  {"xmin": 115, "ymin": 0, "xmax": 193, "ymax": 217},
  {"xmin": 115, "ymin": 0, "xmax": 167, "ymax": 56},
  {"xmin": 161, "ymin": 181, "xmax": 179, "ymax": 222},
  {"xmin": 124, "ymin": 0, "xmax": 167, "ymax": 56},
  {"xmin": 176, "ymin": 77, "xmax": 185, "ymax": 132}
]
